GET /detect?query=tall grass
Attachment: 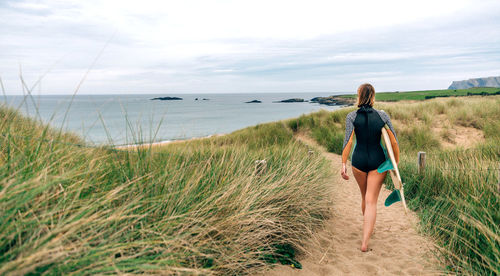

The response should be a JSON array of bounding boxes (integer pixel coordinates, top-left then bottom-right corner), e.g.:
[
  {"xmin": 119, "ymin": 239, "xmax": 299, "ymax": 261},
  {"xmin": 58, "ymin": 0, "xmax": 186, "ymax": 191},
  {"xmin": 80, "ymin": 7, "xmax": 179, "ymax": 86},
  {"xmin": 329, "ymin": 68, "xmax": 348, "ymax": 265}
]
[
  {"xmin": 0, "ymin": 103, "xmax": 333, "ymax": 274},
  {"xmin": 400, "ymin": 147, "xmax": 499, "ymax": 274},
  {"xmin": 286, "ymin": 96, "xmax": 500, "ymax": 274}
]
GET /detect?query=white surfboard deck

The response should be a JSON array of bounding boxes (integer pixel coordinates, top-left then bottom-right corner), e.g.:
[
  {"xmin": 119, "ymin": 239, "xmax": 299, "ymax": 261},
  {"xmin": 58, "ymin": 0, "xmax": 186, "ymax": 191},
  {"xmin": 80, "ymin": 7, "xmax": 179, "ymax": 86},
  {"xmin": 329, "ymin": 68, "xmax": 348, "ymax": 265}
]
[{"xmin": 381, "ymin": 127, "xmax": 408, "ymax": 213}]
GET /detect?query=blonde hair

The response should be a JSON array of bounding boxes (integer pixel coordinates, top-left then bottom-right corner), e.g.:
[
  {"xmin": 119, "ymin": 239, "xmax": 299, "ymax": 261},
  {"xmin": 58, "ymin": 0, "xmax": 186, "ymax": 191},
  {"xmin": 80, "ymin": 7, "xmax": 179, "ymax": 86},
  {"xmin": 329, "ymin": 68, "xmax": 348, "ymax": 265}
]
[{"xmin": 357, "ymin": 83, "xmax": 375, "ymax": 107}]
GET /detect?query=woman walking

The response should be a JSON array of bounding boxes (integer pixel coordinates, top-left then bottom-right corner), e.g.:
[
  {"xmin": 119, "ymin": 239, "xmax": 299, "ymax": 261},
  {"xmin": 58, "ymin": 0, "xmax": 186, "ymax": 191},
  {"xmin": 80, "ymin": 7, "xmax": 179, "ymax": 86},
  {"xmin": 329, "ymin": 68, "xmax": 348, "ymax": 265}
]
[{"xmin": 340, "ymin": 83, "xmax": 400, "ymax": 252}]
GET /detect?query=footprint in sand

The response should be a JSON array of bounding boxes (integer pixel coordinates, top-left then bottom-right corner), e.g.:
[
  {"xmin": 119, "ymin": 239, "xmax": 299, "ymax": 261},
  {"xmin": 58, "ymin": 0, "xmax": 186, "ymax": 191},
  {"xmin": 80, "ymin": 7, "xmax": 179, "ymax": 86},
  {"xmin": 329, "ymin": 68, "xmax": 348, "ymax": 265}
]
[
  {"xmin": 364, "ymin": 255, "xmax": 380, "ymax": 262},
  {"xmin": 355, "ymin": 263, "xmax": 379, "ymax": 274}
]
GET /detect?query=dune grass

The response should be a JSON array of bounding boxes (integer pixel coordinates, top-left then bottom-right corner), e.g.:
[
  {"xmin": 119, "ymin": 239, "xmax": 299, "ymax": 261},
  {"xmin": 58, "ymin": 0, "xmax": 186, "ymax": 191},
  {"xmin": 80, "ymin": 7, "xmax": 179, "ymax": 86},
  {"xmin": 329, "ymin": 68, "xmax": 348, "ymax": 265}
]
[
  {"xmin": 0, "ymin": 103, "xmax": 333, "ymax": 274},
  {"xmin": 286, "ymin": 95, "xmax": 500, "ymax": 275},
  {"xmin": 2, "ymin": 93, "xmax": 498, "ymax": 274}
]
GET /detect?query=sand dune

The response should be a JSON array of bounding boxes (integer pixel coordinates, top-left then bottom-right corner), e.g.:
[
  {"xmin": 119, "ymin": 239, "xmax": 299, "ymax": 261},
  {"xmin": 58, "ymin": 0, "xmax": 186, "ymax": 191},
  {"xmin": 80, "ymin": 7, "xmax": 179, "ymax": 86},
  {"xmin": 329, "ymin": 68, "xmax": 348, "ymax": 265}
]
[{"xmin": 264, "ymin": 134, "xmax": 440, "ymax": 276}]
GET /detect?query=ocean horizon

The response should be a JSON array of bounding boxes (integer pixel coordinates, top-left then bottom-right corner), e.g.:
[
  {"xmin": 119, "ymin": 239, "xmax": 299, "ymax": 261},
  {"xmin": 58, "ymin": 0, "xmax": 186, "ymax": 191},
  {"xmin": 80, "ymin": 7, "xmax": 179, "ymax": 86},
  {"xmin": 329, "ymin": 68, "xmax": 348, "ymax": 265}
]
[{"xmin": 1, "ymin": 92, "xmax": 348, "ymax": 146}]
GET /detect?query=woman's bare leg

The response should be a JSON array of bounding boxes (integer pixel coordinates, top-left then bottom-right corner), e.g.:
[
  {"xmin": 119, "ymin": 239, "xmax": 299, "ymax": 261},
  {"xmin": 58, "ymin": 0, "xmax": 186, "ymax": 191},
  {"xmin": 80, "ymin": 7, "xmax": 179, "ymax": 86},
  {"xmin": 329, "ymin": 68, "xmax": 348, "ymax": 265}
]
[
  {"xmin": 352, "ymin": 166, "xmax": 367, "ymax": 215},
  {"xmin": 360, "ymin": 169, "xmax": 387, "ymax": 252}
]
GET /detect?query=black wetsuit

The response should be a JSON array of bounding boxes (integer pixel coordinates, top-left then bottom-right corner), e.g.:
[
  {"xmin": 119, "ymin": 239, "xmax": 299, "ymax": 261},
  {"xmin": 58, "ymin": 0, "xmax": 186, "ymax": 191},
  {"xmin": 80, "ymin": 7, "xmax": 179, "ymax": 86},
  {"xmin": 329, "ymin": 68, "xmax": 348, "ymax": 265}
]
[{"xmin": 342, "ymin": 105, "xmax": 399, "ymax": 173}]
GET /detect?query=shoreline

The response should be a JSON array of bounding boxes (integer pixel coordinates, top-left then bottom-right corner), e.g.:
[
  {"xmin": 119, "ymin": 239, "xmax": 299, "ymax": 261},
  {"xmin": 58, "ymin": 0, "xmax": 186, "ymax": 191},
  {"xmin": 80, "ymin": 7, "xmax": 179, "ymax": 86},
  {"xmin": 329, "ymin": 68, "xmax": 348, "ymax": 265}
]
[
  {"xmin": 114, "ymin": 133, "xmax": 227, "ymax": 150},
  {"xmin": 114, "ymin": 105, "xmax": 351, "ymax": 150}
]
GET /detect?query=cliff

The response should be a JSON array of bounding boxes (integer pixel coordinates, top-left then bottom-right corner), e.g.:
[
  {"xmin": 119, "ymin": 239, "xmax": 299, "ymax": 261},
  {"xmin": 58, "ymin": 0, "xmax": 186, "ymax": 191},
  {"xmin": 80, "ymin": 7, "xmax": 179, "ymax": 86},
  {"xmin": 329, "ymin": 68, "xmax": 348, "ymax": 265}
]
[{"xmin": 448, "ymin": 76, "xmax": 500, "ymax": 90}]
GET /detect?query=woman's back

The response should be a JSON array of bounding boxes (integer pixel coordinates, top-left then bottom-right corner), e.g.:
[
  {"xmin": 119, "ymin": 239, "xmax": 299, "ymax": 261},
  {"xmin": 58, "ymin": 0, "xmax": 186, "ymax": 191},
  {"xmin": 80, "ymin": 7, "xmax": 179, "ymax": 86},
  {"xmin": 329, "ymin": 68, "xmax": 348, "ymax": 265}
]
[
  {"xmin": 352, "ymin": 105, "xmax": 386, "ymax": 172},
  {"xmin": 343, "ymin": 105, "xmax": 398, "ymax": 173},
  {"xmin": 353, "ymin": 105, "xmax": 385, "ymax": 147}
]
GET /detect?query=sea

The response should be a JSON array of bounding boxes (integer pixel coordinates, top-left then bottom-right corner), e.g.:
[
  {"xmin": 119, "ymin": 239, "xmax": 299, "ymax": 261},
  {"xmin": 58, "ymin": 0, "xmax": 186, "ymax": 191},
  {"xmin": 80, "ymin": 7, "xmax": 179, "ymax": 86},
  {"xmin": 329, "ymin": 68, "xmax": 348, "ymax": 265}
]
[{"xmin": 1, "ymin": 92, "xmax": 347, "ymax": 146}]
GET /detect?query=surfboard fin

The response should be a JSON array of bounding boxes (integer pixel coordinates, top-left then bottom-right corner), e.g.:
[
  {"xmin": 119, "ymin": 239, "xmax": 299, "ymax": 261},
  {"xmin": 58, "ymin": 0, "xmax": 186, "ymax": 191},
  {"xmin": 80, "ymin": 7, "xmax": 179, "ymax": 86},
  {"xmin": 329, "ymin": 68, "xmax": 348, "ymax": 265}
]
[
  {"xmin": 377, "ymin": 159, "xmax": 394, "ymax": 173},
  {"xmin": 384, "ymin": 189, "xmax": 401, "ymax": 207}
]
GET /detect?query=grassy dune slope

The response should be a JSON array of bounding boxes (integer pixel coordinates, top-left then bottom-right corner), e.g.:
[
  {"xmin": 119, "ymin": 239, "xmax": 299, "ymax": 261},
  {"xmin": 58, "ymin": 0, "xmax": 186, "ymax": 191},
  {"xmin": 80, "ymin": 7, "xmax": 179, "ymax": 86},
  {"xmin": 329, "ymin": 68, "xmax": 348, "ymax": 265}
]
[
  {"xmin": 2, "ymin": 95, "xmax": 498, "ymax": 275},
  {"xmin": 0, "ymin": 104, "xmax": 333, "ymax": 274},
  {"xmin": 286, "ymin": 96, "xmax": 500, "ymax": 275}
]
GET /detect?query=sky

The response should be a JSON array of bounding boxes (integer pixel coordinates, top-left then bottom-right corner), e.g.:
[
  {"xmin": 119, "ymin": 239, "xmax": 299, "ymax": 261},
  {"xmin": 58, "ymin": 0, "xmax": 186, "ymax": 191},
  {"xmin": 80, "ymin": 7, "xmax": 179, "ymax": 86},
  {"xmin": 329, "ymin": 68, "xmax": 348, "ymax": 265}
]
[{"xmin": 1, "ymin": 0, "xmax": 499, "ymax": 95}]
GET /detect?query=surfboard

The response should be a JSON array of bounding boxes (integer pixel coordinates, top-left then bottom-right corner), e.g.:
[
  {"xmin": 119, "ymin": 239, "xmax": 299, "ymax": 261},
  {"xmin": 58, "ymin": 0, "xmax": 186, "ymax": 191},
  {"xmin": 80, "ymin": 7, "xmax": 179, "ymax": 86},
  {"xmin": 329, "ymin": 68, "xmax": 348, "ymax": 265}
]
[{"xmin": 379, "ymin": 126, "xmax": 408, "ymax": 213}]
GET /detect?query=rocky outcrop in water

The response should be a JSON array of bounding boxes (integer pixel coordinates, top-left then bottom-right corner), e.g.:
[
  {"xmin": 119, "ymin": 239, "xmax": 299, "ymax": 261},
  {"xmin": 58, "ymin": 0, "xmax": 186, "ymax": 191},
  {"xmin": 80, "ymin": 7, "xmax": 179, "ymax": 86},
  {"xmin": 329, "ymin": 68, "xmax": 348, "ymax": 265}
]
[
  {"xmin": 448, "ymin": 76, "xmax": 500, "ymax": 89},
  {"xmin": 151, "ymin": 96, "xmax": 183, "ymax": 101},
  {"xmin": 274, "ymin": 98, "xmax": 305, "ymax": 103},
  {"xmin": 245, "ymin": 100, "xmax": 262, "ymax": 103},
  {"xmin": 310, "ymin": 96, "xmax": 355, "ymax": 106}
]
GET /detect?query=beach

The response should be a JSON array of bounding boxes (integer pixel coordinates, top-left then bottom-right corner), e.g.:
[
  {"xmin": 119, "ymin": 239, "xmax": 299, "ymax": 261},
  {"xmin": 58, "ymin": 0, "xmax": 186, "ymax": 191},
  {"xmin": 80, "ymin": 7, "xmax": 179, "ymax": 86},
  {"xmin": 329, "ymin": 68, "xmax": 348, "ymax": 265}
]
[
  {"xmin": 3, "ymin": 0, "xmax": 499, "ymax": 273},
  {"xmin": 2, "ymin": 93, "xmax": 343, "ymax": 145},
  {"xmin": 1, "ymin": 94, "xmax": 498, "ymax": 275},
  {"xmin": 114, "ymin": 133, "xmax": 227, "ymax": 149}
]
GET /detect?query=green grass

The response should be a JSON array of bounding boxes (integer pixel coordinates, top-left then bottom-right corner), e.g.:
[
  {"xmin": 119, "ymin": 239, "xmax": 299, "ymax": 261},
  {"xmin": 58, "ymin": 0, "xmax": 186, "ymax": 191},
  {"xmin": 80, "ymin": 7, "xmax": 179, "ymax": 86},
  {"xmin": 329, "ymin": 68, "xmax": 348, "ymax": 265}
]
[
  {"xmin": 285, "ymin": 96, "xmax": 500, "ymax": 275},
  {"xmin": 0, "ymin": 104, "xmax": 333, "ymax": 274},
  {"xmin": 2, "ymin": 94, "xmax": 499, "ymax": 274},
  {"xmin": 337, "ymin": 87, "xmax": 500, "ymax": 101}
]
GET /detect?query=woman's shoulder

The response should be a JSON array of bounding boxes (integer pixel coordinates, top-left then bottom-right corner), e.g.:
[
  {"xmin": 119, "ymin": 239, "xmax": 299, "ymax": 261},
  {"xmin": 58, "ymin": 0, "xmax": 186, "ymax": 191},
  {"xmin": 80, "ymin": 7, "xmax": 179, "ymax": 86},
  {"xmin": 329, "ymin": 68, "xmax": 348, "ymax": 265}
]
[
  {"xmin": 372, "ymin": 108, "xmax": 390, "ymax": 121},
  {"xmin": 346, "ymin": 110, "xmax": 357, "ymax": 122}
]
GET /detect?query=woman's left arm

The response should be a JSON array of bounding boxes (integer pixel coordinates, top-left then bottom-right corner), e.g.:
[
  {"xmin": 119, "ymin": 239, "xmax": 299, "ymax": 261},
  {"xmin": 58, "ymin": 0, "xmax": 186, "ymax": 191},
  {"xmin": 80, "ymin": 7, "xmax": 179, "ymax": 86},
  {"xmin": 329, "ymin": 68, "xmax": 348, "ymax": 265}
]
[
  {"xmin": 342, "ymin": 112, "xmax": 356, "ymax": 164},
  {"xmin": 341, "ymin": 112, "xmax": 356, "ymax": 180}
]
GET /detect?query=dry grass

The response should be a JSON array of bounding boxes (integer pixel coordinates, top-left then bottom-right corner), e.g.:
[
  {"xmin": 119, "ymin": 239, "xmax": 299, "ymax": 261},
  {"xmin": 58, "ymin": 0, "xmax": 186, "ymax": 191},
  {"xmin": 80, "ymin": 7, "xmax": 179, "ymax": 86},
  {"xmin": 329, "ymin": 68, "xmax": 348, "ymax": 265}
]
[
  {"xmin": 2, "ymin": 94, "xmax": 498, "ymax": 275},
  {"xmin": 0, "ymin": 104, "xmax": 333, "ymax": 275}
]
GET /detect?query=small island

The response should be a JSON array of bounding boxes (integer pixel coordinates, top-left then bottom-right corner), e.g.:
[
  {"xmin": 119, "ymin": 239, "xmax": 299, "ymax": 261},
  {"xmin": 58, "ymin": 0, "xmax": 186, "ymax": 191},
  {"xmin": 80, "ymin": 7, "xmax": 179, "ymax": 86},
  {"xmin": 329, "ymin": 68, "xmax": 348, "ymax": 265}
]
[
  {"xmin": 274, "ymin": 98, "xmax": 305, "ymax": 103},
  {"xmin": 245, "ymin": 100, "xmax": 262, "ymax": 103},
  {"xmin": 151, "ymin": 96, "xmax": 183, "ymax": 101},
  {"xmin": 310, "ymin": 96, "xmax": 354, "ymax": 106}
]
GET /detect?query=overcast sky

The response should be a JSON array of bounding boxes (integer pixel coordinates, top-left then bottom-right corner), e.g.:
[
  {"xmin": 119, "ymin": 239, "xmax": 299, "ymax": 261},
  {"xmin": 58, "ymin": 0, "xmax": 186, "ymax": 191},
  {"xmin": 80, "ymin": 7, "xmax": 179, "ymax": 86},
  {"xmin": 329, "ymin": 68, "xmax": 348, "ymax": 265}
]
[{"xmin": 1, "ymin": 0, "xmax": 499, "ymax": 95}]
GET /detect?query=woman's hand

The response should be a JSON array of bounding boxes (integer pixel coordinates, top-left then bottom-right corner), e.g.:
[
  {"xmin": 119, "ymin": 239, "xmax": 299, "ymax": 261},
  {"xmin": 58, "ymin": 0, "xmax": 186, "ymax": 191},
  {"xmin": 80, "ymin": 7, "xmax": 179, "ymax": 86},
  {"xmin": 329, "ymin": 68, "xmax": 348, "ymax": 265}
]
[{"xmin": 341, "ymin": 163, "xmax": 349, "ymax": 180}]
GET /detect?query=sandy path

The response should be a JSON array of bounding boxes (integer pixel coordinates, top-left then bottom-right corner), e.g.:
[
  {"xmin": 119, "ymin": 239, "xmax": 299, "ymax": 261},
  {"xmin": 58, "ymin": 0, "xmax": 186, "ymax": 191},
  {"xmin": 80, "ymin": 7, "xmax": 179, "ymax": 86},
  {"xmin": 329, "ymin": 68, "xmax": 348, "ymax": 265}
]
[{"xmin": 265, "ymin": 134, "xmax": 440, "ymax": 276}]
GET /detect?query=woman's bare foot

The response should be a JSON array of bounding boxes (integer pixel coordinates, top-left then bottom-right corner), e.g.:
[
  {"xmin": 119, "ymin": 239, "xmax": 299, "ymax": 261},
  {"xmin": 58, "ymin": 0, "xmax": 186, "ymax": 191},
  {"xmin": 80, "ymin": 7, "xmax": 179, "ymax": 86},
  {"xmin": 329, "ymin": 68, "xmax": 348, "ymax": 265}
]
[{"xmin": 360, "ymin": 243, "xmax": 368, "ymax": 252}]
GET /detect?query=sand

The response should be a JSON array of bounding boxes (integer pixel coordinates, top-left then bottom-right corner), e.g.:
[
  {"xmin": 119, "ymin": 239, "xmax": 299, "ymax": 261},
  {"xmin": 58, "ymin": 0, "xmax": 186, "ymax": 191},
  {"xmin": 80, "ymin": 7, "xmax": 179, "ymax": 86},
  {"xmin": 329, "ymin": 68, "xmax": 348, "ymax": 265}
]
[
  {"xmin": 264, "ymin": 133, "xmax": 441, "ymax": 276},
  {"xmin": 114, "ymin": 133, "xmax": 226, "ymax": 150}
]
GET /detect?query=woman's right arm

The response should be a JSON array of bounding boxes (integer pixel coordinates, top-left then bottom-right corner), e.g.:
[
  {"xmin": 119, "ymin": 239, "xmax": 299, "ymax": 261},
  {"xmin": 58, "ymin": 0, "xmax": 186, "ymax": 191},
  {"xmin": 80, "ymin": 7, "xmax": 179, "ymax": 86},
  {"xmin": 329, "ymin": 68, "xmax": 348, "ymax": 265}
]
[{"xmin": 380, "ymin": 111, "xmax": 400, "ymax": 164}]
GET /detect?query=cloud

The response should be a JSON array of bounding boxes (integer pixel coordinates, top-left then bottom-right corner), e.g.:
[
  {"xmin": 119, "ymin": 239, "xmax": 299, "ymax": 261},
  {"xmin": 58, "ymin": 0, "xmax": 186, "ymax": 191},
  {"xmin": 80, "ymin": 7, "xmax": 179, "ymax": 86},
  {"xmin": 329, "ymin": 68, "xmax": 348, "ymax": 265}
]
[{"xmin": 1, "ymin": 0, "xmax": 500, "ymax": 94}]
